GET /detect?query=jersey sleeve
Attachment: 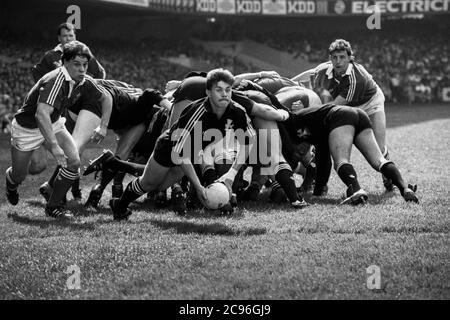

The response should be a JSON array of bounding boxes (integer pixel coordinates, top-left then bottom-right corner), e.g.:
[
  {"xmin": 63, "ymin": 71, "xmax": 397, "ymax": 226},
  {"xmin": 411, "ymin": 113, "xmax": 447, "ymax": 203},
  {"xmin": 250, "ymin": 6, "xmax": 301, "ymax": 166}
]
[
  {"xmin": 37, "ymin": 73, "xmax": 65, "ymax": 110},
  {"xmin": 231, "ymin": 91, "xmax": 254, "ymax": 115}
]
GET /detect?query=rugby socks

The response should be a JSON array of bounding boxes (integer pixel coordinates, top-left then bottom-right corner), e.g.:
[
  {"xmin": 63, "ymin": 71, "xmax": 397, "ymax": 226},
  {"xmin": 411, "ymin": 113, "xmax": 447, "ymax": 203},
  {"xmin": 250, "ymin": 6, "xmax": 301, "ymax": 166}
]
[
  {"xmin": 6, "ymin": 167, "xmax": 19, "ymax": 190},
  {"xmin": 99, "ymin": 167, "xmax": 117, "ymax": 190},
  {"xmin": 118, "ymin": 178, "xmax": 146, "ymax": 211},
  {"xmin": 336, "ymin": 162, "xmax": 361, "ymax": 192},
  {"xmin": 48, "ymin": 168, "xmax": 79, "ymax": 208},
  {"xmin": 113, "ymin": 171, "xmax": 126, "ymax": 187},
  {"xmin": 48, "ymin": 165, "xmax": 61, "ymax": 188},
  {"xmin": 379, "ymin": 162, "xmax": 407, "ymax": 194},
  {"xmin": 274, "ymin": 162, "xmax": 299, "ymax": 202}
]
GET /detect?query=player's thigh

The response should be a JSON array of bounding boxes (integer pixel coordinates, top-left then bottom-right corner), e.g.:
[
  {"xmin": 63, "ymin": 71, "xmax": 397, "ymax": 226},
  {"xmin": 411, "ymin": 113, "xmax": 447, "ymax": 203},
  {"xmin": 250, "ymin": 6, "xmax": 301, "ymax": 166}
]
[
  {"xmin": 328, "ymin": 125, "xmax": 355, "ymax": 165},
  {"xmin": 354, "ymin": 128, "xmax": 384, "ymax": 170},
  {"xmin": 253, "ymin": 117, "xmax": 282, "ymax": 160},
  {"xmin": 10, "ymin": 147, "xmax": 34, "ymax": 182},
  {"xmin": 115, "ymin": 123, "xmax": 146, "ymax": 159},
  {"xmin": 368, "ymin": 111, "xmax": 387, "ymax": 150},
  {"xmin": 28, "ymin": 145, "xmax": 48, "ymax": 175},
  {"xmin": 55, "ymin": 129, "xmax": 81, "ymax": 170},
  {"xmin": 71, "ymin": 110, "xmax": 101, "ymax": 153},
  {"xmin": 139, "ymin": 156, "xmax": 171, "ymax": 190}
]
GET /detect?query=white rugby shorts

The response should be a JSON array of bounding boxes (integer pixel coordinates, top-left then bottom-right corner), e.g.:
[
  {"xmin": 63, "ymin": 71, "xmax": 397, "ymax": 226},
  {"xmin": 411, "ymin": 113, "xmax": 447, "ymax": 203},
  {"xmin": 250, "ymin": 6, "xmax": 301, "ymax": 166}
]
[
  {"xmin": 357, "ymin": 86, "xmax": 385, "ymax": 116},
  {"xmin": 11, "ymin": 117, "xmax": 67, "ymax": 152}
]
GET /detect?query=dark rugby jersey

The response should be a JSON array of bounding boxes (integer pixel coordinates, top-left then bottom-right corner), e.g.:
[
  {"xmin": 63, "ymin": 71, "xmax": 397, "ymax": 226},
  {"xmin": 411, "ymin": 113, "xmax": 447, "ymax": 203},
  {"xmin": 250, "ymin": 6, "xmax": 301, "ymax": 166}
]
[
  {"xmin": 14, "ymin": 67, "xmax": 103, "ymax": 129},
  {"xmin": 169, "ymin": 97, "xmax": 255, "ymax": 162},
  {"xmin": 255, "ymin": 76, "xmax": 298, "ymax": 95},
  {"xmin": 313, "ymin": 61, "xmax": 378, "ymax": 106},
  {"xmin": 31, "ymin": 44, "xmax": 106, "ymax": 82}
]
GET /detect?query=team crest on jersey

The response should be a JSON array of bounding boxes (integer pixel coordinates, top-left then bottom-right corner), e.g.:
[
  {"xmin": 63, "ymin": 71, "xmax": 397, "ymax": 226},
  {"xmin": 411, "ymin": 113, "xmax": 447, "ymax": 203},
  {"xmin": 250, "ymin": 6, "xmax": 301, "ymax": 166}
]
[{"xmin": 225, "ymin": 119, "xmax": 234, "ymax": 131}]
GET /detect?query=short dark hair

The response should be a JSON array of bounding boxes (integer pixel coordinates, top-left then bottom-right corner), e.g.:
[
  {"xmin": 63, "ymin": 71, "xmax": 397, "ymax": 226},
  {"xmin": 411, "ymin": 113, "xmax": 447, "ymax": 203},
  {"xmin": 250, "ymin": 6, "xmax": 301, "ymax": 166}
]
[
  {"xmin": 328, "ymin": 39, "xmax": 354, "ymax": 60},
  {"xmin": 61, "ymin": 40, "xmax": 93, "ymax": 63},
  {"xmin": 206, "ymin": 68, "xmax": 235, "ymax": 90},
  {"xmin": 58, "ymin": 22, "xmax": 76, "ymax": 36}
]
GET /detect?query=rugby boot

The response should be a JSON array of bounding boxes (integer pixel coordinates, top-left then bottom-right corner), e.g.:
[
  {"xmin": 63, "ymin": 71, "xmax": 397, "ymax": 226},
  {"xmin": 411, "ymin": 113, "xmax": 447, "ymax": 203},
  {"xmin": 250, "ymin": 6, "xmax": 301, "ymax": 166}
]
[
  {"xmin": 109, "ymin": 198, "xmax": 132, "ymax": 221},
  {"xmin": 5, "ymin": 169, "xmax": 19, "ymax": 206},
  {"xmin": 340, "ymin": 185, "xmax": 368, "ymax": 205},
  {"xmin": 242, "ymin": 182, "xmax": 261, "ymax": 201},
  {"xmin": 83, "ymin": 149, "xmax": 115, "ymax": 176},
  {"xmin": 154, "ymin": 190, "xmax": 168, "ymax": 208},
  {"xmin": 84, "ymin": 184, "xmax": 104, "ymax": 208},
  {"xmin": 45, "ymin": 205, "xmax": 72, "ymax": 219},
  {"xmin": 401, "ymin": 184, "xmax": 419, "ymax": 203},
  {"xmin": 171, "ymin": 187, "xmax": 187, "ymax": 216}
]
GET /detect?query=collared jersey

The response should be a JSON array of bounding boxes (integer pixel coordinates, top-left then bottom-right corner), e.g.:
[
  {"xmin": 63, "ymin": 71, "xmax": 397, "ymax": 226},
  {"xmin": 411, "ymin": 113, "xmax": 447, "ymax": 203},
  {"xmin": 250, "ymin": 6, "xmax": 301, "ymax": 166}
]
[
  {"xmin": 313, "ymin": 61, "xmax": 378, "ymax": 106},
  {"xmin": 14, "ymin": 67, "xmax": 103, "ymax": 129},
  {"xmin": 31, "ymin": 44, "xmax": 106, "ymax": 81},
  {"xmin": 170, "ymin": 97, "xmax": 256, "ymax": 161}
]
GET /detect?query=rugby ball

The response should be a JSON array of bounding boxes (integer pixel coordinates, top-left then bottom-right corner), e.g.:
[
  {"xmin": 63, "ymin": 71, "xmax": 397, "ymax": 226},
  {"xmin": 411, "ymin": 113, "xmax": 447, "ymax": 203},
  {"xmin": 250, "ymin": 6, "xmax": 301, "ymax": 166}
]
[{"xmin": 204, "ymin": 182, "xmax": 231, "ymax": 209}]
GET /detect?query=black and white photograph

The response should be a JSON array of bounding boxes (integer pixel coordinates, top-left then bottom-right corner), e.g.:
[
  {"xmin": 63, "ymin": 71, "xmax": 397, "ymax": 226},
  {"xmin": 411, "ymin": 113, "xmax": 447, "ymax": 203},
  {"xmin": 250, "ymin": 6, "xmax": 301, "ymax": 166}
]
[{"xmin": 0, "ymin": 0, "xmax": 449, "ymax": 304}]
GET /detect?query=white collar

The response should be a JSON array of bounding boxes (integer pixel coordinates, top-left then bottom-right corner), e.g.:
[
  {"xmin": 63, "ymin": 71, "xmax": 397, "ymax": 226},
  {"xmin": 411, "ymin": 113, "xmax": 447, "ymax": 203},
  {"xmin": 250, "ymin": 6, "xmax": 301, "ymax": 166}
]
[{"xmin": 326, "ymin": 62, "xmax": 354, "ymax": 79}]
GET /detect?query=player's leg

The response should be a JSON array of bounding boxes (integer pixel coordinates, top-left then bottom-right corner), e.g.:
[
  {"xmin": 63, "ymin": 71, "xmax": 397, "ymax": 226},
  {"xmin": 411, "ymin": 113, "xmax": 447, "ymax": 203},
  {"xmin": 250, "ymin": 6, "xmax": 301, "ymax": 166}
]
[
  {"xmin": 254, "ymin": 117, "xmax": 306, "ymax": 207},
  {"xmin": 353, "ymin": 110, "xmax": 418, "ymax": 203},
  {"xmin": 45, "ymin": 126, "xmax": 81, "ymax": 217},
  {"xmin": 85, "ymin": 123, "xmax": 145, "ymax": 208},
  {"xmin": 28, "ymin": 146, "xmax": 48, "ymax": 175},
  {"xmin": 110, "ymin": 156, "xmax": 171, "ymax": 220},
  {"xmin": 7, "ymin": 118, "xmax": 47, "ymax": 205},
  {"xmin": 6, "ymin": 147, "xmax": 34, "ymax": 205},
  {"xmin": 329, "ymin": 124, "xmax": 368, "ymax": 205}
]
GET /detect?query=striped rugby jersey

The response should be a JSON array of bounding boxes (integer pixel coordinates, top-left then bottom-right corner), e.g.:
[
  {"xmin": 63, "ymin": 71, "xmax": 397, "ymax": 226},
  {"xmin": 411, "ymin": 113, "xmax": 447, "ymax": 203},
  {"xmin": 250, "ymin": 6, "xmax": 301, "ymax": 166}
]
[
  {"xmin": 14, "ymin": 66, "xmax": 103, "ymax": 129},
  {"xmin": 170, "ymin": 96, "xmax": 256, "ymax": 161},
  {"xmin": 313, "ymin": 61, "xmax": 378, "ymax": 106}
]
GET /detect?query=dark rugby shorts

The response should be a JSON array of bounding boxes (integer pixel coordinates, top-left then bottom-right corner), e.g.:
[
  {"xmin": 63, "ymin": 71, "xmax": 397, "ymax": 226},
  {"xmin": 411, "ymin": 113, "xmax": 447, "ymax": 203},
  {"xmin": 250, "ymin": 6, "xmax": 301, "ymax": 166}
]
[{"xmin": 327, "ymin": 106, "xmax": 372, "ymax": 135}]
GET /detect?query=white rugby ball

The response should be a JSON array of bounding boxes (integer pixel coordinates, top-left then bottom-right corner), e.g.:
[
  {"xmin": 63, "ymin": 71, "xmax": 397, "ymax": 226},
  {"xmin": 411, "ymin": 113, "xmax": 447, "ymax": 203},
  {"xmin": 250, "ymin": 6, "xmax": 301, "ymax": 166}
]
[{"xmin": 204, "ymin": 182, "xmax": 230, "ymax": 209}]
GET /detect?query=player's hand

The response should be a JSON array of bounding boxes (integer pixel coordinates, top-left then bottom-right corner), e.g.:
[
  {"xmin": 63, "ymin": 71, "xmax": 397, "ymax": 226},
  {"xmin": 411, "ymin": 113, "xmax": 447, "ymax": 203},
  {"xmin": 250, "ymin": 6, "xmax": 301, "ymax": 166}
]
[
  {"xmin": 91, "ymin": 126, "xmax": 107, "ymax": 144},
  {"xmin": 278, "ymin": 109, "xmax": 290, "ymax": 121},
  {"xmin": 50, "ymin": 144, "xmax": 67, "ymax": 167},
  {"xmin": 195, "ymin": 185, "xmax": 208, "ymax": 204},
  {"xmin": 216, "ymin": 175, "xmax": 234, "ymax": 198}
]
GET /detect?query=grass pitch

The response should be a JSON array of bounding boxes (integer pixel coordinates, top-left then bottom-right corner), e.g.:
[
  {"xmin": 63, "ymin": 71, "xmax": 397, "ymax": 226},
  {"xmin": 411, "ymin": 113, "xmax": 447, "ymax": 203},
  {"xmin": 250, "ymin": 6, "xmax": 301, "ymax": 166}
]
[{"xmin": 0, "ymin": 103, "xmax": 449, "ymax": 299}]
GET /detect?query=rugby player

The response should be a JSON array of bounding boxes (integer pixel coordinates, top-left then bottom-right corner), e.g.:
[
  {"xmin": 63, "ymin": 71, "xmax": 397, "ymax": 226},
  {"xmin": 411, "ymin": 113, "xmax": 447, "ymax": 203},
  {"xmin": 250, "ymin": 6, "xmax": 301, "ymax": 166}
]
[
  {"xmin": 30, "ymin": 22, "xmax": 107, "ymax": 200},
  {"xmin": 40, "ymin": 79, "xmax": 171, "ymax": 209},
  {"xmin": 108, "ymin": 69, "xmax": 260, "ymax": 220},
  {"xmin": 284, "ymin": 103, "xmax": 419, "ymax": 204},
  {"xmin": 305, "ymin": 39, "xmax": 393, "ymax": 191},
  {"xmin": 5, "ymin": 41, "xmax": 107, "ymax": 218}
]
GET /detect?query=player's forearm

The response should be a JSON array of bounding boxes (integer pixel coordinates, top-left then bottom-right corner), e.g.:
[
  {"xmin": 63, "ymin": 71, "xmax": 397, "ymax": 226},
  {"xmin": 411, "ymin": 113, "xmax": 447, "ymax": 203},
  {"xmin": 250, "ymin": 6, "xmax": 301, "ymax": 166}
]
[
  {"xmin": 99, "ymin": 91, "xmax": 113, "ymax": 129},
  {"xmin": 252, "ymin": 103, "xmax": 289, "ymax": 121},
  {"xmin": 179, "ymin": 160, "xmax": 202, "ymax": 190}
]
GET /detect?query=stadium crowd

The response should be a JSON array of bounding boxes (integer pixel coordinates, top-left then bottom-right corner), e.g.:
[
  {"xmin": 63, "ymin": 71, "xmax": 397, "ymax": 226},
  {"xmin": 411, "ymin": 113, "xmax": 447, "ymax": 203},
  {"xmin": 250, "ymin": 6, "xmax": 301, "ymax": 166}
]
[
  {"xmin": 1, "ymin": 27, "xmax": 449, "ymax": 133},
  {"xmin": 258, "ymin": 31, "xmax": 450, "ymax": 104}
]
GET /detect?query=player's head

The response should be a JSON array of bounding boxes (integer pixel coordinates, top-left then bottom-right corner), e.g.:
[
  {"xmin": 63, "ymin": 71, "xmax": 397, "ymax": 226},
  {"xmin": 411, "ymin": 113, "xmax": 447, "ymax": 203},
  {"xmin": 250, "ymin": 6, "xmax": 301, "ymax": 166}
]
[
  {"xmin": 206, "ymin": 68, "xmax": 234, "ymax": 110},
  {"xmin": 61, "ymin": 41, "xmax": 93, "ymax": 83},
  {"xmin": 57, "ymin": 22, "xmax": 76, "ymax": 45},
  {"xmin": 328, "ymin": 39, "xmax": 354, "ymax": 75}
]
